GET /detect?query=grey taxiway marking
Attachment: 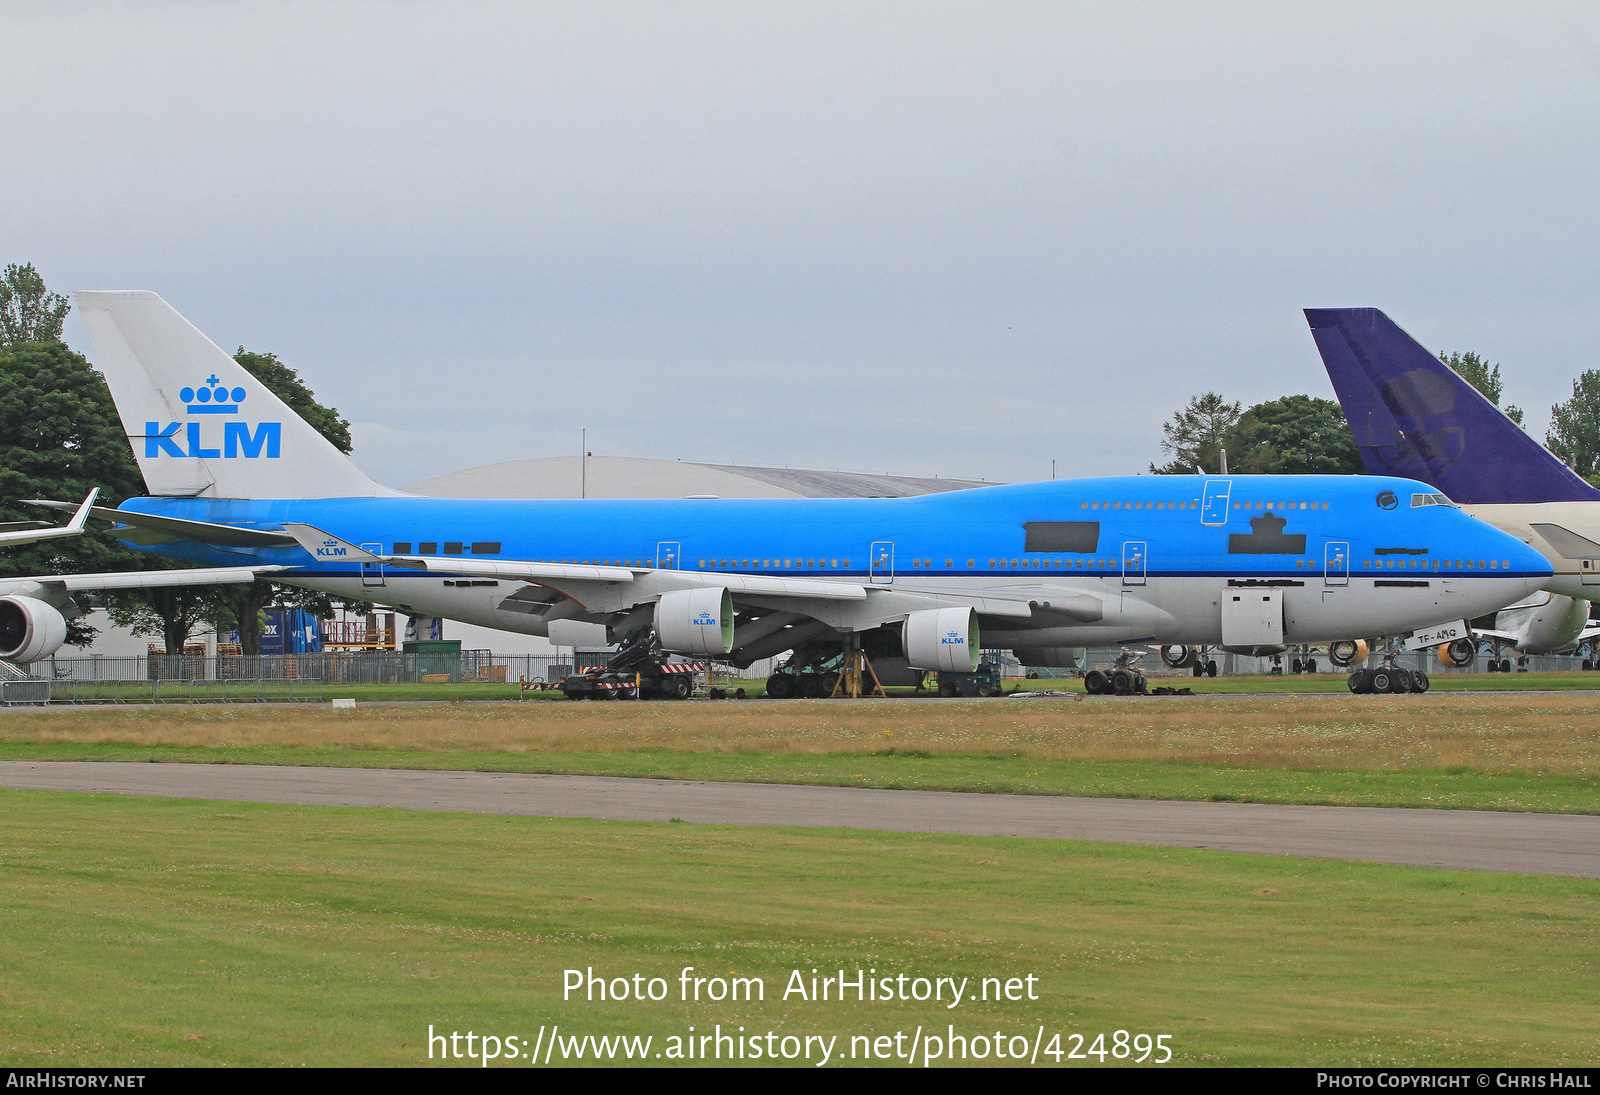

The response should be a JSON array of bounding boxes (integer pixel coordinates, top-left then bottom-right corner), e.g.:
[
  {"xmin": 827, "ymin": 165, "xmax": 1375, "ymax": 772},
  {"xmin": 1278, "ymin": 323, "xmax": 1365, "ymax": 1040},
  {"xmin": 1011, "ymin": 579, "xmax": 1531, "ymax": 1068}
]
[{"xmin": 1, "ymin": 761, "xmax": 1597, "ymax": 878}]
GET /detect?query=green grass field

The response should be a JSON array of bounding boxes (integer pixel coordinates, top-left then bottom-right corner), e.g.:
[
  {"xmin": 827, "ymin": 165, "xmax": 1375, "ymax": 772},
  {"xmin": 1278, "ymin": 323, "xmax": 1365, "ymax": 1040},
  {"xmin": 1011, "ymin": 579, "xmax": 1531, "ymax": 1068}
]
[
  {"xmin": 36, "ymin": 670, "xmax": 1600, "ymax": 705},
  {"xmin": 1, "ymin": 790, "xmax": 1595, "ymax": 1067},
  {"xmin": 7, "ymin": 692, "xmax": 1600, "ymax": 813}
]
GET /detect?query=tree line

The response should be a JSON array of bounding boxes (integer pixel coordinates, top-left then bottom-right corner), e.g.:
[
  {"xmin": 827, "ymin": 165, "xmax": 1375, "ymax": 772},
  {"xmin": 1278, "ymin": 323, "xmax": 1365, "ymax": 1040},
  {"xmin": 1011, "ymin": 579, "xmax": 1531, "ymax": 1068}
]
[
  {"xmin": 0, "ymin": 263, "xmax": 360, "ymax": 654},
  {"xmin": 1153, "ymin": 352, "xmax": 1600, "ymax": 484}
]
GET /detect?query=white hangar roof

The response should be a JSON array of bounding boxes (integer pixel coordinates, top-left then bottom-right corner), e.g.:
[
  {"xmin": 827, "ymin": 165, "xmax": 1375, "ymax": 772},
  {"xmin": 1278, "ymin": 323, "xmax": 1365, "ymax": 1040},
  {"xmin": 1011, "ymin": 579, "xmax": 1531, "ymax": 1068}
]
[{"xmin": 406, "ymin": 456, "xmax": 988, "ymax": 499}]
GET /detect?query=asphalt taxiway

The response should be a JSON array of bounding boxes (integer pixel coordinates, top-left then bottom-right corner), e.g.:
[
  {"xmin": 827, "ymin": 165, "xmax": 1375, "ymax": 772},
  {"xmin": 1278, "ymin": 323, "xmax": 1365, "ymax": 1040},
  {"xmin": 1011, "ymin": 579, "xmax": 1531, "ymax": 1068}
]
[{"xmin": 1, "ymin": 761, "xmax": 1596, "ymax": 877}]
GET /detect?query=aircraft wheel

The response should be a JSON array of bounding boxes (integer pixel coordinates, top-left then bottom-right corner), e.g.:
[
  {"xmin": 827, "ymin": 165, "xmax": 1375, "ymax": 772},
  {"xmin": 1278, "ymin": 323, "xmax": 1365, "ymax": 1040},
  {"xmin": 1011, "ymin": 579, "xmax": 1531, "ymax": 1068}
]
[
  {"xmin": 1585, "ymin": 659, "xmax": 1594, "ymax": 671},
  {"xmin": 1191, "ymin": 662, "xmax": 1203, "ymax": 677},
  {"xmin": 1084, "ymin": 670, "xmax": 1108, "ymax": 695},
  {"xmin": 938, "ymin": 680, "xmax": 959, "ymax": 698},
  {"xmin": 1206, "ymin": 660, "xmax": 1218, "ymax": 677},
  {"xmin": 820, "ymin": 673, "xmax": 839, "ymax": 696},
  {"xmin": 766, "ymin": 673, "xmax": 794, "ymax": 699},
  {"xmin": 1370, "ymin": 668, "xmax": 1394, "ymax": 693},
  {"xmin": 1411, "ymin": 669, "xmax": 1430, "ymax": 693},
  {"xmin": 1347, "ymin": 669, "xmax": 1370, "ymax": 694},
  {"xmin": 799, "ymin": 674, "xmax": 823, "ymax": 698},
  {"xmin": 1391, "ymin": 668, "xmax": 1414, "ymax": 693}
]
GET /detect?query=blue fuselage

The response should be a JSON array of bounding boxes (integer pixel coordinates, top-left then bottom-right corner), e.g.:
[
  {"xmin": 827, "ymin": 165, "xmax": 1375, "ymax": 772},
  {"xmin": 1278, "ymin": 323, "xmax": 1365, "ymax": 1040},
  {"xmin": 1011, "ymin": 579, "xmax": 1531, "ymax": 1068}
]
[{"xmin": 117, "ymin": 473, "xmax": 1551, "ymax": 649}]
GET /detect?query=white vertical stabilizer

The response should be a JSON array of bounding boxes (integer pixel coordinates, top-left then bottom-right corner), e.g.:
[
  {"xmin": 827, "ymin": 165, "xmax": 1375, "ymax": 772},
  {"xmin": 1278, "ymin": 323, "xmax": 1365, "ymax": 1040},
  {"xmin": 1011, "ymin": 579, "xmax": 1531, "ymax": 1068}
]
[{"xmin": 74, "ymin": 290, "xmax": 395, "ymax": 499}]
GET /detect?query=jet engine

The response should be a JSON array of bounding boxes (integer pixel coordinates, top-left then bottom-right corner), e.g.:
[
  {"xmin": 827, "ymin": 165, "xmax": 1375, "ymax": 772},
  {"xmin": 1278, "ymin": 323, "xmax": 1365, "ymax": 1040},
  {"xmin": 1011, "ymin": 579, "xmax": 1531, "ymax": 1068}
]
[
  {"xmin": 1159, "ymin": 644, "xmax": 1197, "ymax": 669},
  {"xmin": 1438, "ymin": 638, "xmax": 1476, "ymax": 668},
  {"xmin": 0, "ymin": 596, "xmax": 67, "ymax": 664},
  {"xmin": 655, "ymin": 587, "xmax": 734, "ymax": 655},
  {"xmin": 1013, "ymin": 646, "xmax": 1086, "ymax": 669},
  {"xmin": 1327, "ymin": 639, "xmax": 1369, "ymax": 668},
  {"xmin": 902, "ymin": 607, "xmax": 978, "ymax": 672}
]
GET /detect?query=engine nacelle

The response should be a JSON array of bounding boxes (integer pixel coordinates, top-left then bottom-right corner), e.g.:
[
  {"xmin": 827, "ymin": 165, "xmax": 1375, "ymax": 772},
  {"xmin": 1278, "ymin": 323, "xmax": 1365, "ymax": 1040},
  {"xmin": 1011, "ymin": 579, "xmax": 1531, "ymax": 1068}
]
[
  {"xmin": 0, "ymin": 596, "xmax": 68, "ymax": 664},
  {"xmin": 655, "ymin": 587, "xmax": 733, "ymax": 655},
  {"xmin": 1439, "ymin": 638, "xmax": 1476, "ymax": 668},
  {"xmin": 1159, "ymin": 644, "xmax": 1197, "ymax": 669},
  {"xmin": 1328, "ymin": 639, "xmax": 1369, "ymax": 668},
  {"xmin": 1013, "ymin": 646, "xmax": 1085, "ymax": 669},
  {"xmin": 903, "ymin": 607, "xmax": 978, "ymax": 672}
]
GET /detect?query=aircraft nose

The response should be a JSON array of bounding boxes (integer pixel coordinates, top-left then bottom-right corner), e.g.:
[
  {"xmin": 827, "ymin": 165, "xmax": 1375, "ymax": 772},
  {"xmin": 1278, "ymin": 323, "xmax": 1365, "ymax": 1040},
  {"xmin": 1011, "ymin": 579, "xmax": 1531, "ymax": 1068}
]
[{"xmin": 1507, "ymin": 536, "xmax": 1553, "ymax": 596}]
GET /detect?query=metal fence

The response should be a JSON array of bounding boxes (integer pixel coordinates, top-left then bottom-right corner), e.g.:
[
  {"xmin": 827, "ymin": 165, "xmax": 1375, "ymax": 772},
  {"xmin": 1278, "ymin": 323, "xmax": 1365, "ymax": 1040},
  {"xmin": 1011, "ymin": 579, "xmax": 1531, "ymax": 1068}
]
[{"xmin": 8, "ymin": 645, "xmax": 1599, "ymax": 705}]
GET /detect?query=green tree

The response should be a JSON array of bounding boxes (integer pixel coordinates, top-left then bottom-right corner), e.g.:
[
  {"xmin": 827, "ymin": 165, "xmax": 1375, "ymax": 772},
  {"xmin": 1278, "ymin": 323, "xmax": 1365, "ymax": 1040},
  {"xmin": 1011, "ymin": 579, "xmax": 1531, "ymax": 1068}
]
[
  {"xmin": 1547, "ymin": 369, "xmax": 1600, "ymax": 486},
  {"xmin": 0, "ymin": 263, "xmax": 70, "ymax": 346},
  {"xmin": 1228, "ymin": 395, "xmax": 1365, "ymax": 475},
  {"xmin": 234, "ymin": 348, "xmax": 353, "ymax": 454},
  {"xmin": 0, "ymin": 340, "xmax": 152, "ymax": 644},
  {"xmin": 1151, "ymin": 393, "xmax": 1243, "ymax": 475},
  {"xmin": 1440, "ymin": 350, "xmax": 1524, "ymax": 426},
  {"xmin": 107, "ymin": 585, "xmax": 229, "ymax": 656}
]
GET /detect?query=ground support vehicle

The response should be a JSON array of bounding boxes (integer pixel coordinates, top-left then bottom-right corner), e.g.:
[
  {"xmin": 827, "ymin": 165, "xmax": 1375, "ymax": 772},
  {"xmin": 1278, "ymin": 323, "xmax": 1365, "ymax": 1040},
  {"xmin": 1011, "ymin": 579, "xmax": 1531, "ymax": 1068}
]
[
  {"xmin": 765, "ymin": 644, "xmax": 848, "ymax": 699},
  {"xmin": 560, "ymin": 632, "xmax": 702, "ymax": 700},
  {"xmin": 934, "ymin": 662, "xmax": 1003, "ymax": 697}
]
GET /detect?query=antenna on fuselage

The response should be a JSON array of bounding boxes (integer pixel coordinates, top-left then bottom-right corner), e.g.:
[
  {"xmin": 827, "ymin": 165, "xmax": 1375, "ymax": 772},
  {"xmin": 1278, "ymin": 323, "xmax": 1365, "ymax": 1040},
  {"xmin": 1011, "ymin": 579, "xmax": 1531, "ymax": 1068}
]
[{"xmin": 1219, "ymin": 448, "xmax": 1229, "ymax": 475}]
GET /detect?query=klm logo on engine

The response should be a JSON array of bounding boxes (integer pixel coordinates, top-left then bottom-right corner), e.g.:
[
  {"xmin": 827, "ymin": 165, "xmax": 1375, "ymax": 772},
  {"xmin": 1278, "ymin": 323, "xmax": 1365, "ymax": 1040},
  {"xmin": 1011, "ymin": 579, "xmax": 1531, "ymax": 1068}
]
[
  {"xmin": 315, "ymin": 538, "xmax": 347, "ymax": 559},
  {"xmin": 144, "ymin": 376, "xmax": 281, "ymax": 459},
  {"xmin": 941, "ymin": 630, "xmax": 966, "ymax": 646},
  {"xmin": 693, "ymin": 611, "xmax": 717, "ymax": 626}
]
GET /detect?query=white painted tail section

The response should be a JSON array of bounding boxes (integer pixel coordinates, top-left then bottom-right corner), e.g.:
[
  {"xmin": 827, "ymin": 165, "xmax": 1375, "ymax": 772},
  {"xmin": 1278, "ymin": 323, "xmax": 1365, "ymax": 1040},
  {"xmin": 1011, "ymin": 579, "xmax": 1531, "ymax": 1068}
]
[{"xmin": 74, "ymin": 290, "xmax": 393, "ymax": 499}]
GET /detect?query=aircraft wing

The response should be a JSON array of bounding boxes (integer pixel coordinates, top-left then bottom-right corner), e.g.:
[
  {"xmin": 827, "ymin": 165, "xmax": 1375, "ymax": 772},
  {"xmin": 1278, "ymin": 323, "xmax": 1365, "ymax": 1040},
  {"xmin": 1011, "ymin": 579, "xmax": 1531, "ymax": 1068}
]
[
  {"xmin": 1470, "ymin": 628, "xmax": 1519, "ymax": 644},
  {"xmin": 279, "ymin": 524, "xmax": 1090, "ymax": 625},
  {"xmin": 26, "ymin": 498, "xmax": 298, "ymax": 548},
  {"xmin": 0, "ymin": 565, "xmax": 286, "ymax": 610},
  {"xmin": 0, "ymin": 490, "xmax": 97, "ymax": 547}
]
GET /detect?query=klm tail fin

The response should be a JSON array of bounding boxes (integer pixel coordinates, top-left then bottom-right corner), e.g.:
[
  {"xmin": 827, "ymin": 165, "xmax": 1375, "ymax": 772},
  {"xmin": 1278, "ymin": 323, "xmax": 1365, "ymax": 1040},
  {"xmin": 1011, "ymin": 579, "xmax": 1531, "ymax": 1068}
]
[
  {"xmin": 74, "ymin": 291, "xmax": 396, "ymax": 500},
  {"xmin": 1304, "ymin": 308, "xmax": 1600, "ymax": 504}
]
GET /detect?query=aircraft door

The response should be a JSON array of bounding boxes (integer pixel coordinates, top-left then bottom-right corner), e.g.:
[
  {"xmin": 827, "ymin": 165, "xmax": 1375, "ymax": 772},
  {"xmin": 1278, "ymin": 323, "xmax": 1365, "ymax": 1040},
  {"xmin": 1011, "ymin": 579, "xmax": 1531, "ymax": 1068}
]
[
  {"xmin": 1200, "ymin": 479, "xmax": 1232, "ymax": 526},
  {"xmin": 869, "ymin": 541, "xmax": 894, "ymax": 584},
  {"xmin": 1121, "ymin": 540, "xmax": 1147, "ymax": 586},
  {"xmin": 1324, "ymin": 541, "xmax": 1350, "ymax": 586},
  {"xmin": 1583, "ymin": 558, "xmax": 1600, "ymax": 586},
  {"xmin": 1221, "ymin": 589, "xmax": 1285, "ymax": 647},
  {"xmin": 656, "ymin": 542, "xmax": 681, "ymax": 570},
  {"xmin": 360, "ymin": 543, "xmax": 385, "ymax": 587}
]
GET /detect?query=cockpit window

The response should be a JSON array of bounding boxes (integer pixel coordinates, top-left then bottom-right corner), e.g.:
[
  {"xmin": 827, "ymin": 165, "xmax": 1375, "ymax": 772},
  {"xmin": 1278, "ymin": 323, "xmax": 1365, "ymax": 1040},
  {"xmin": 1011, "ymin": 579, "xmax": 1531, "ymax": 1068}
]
[{"xmin": 1410, "ymin": 493, "xmax": 1458, "ymax": 508}]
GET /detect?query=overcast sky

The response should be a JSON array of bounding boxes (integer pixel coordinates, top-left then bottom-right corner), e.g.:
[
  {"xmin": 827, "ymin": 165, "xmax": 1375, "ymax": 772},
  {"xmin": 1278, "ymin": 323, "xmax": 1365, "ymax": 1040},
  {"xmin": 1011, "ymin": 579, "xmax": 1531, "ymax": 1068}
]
[{"xmin": 6, "ymin": 2, "xmax": 1598, "ymax": 488}]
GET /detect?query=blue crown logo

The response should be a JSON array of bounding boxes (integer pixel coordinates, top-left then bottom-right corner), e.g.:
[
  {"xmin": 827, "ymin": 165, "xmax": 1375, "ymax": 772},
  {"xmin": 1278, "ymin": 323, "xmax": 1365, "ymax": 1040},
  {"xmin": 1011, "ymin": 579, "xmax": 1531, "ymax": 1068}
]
[{"xmin": 180, "ymin": 375, "xmax": 247, "ymax": 415}]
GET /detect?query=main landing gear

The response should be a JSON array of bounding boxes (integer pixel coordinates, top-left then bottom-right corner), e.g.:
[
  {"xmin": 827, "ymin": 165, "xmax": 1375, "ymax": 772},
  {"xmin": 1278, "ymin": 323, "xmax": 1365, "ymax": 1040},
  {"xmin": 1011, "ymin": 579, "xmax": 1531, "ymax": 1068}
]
[
  {"xmin": 1347, "ymin": 664, "xmax": 1430, "ymax": 694},
  {"xmin": 1084, "ymin": 650, "xmax": 1149, "ymax": 696}
]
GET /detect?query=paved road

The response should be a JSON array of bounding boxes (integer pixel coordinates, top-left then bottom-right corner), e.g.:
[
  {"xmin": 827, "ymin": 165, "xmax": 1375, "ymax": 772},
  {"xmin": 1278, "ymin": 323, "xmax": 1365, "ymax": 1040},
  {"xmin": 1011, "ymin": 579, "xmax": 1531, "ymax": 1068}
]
[{"xmin": 1, "ymin": 760, "xmax": 1597, "ymax": 878}]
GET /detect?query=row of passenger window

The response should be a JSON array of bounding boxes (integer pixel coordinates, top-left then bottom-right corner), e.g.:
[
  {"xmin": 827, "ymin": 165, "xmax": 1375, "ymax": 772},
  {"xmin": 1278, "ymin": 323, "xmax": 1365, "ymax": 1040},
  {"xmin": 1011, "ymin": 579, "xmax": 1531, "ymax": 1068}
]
[
  {"xmin": 1073, "ymin": 500, "xmax": 1334, "ymax": 512},
  {"xmin": 1363, "ymin": 558, "xmax": 1511, "ymax": 570},
  {"xmin": 699, "ymin": 558, "xmax": 852, "ymax": 570}
]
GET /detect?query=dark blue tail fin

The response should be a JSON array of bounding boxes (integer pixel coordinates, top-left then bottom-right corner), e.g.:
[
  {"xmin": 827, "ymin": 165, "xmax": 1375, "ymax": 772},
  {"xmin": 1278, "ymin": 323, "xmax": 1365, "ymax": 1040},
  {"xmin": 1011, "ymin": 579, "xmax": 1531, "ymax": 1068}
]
[{"xmin": 1304, "ymin": 307, "xmax": 1600, "ymax": 504}]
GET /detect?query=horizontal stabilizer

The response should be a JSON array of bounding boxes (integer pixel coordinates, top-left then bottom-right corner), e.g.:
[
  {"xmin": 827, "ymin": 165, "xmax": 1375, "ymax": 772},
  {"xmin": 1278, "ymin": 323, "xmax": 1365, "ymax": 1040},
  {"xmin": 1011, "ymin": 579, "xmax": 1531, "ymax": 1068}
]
[
  {"xmin": 0, "ymin": 489, "xmax": 97, "ymax": 547},
  {"xmin": 1305, "ymin": 308, "xmax": 1600, "ymax": 504}
]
